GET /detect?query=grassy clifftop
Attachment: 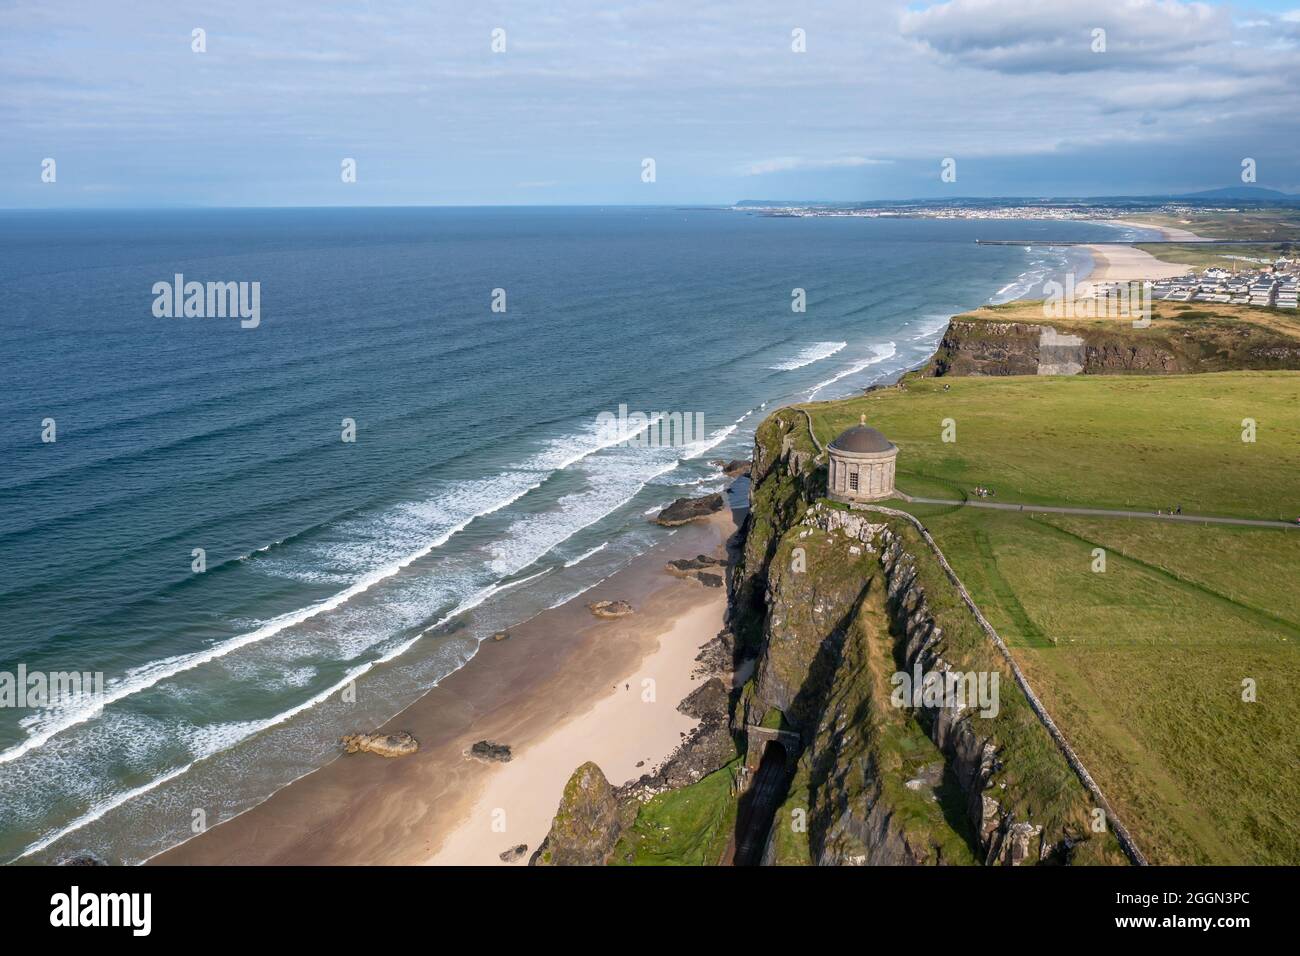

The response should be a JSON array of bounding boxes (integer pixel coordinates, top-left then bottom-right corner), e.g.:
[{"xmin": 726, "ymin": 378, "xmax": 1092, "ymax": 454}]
[{"xmin": 803, "ymin": 371, "xmax": 1300, "ymax": 520}]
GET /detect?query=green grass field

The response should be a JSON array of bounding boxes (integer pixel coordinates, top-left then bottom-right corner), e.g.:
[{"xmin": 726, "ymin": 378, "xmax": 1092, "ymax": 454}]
[
  {"xmin": 1134, "ymin": 243, "xmax": 1291, "ymax": 270},
  {"xmin": 802, "ymin": 373, "xmax": 1300, "ymax": 864},
  {"xmin": 1131, "ymin": 207, "xmax": 1300, "ymax": 269},
  {"xmin": 611, "ymin": 760, "xmax": 741, "ymax": 865},
  {"xmin": 806, "ymin": 372, "xmax": 1300, "ymax": 521}
]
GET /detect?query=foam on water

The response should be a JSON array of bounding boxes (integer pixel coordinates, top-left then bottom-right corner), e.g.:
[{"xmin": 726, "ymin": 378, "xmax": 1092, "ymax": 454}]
[
  {"xmin": 0, "ymin": 470, "xmax": 543, "ymax": 766},
  {"xmin": 807, "ymin": 342, "xmax": 899, "ymax": 399},
  {"xmin": 564, "ymin": 542, "xmax": 608, "ymax": 567},
  {"xmin": 769, "ymin": 341, "xmax": 847, "ymax": 370}
]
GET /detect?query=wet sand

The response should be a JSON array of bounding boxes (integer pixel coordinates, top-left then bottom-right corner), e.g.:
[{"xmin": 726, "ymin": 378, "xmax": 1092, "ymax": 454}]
[{"xmin": 152, "ymin": 508, "xmax": 740, "ymax": 866}]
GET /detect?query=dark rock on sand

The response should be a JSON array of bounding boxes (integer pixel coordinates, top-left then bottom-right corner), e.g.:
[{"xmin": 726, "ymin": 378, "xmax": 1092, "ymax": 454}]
[
  {"xmin": 623, "ymin": 711, "xmax": 735, "ymax": 798},
  {"xmin": 499, "ymin": 844, "xmax": 528, "ymax": 863},
  {"xmin": 654, "ymin": 493, "xmax": 724, "ymax": 527},
  {"xmin": 665, "ymin": 554, "xmax": 726, "ymax": 587},
  {"xmin": 677, "ymin": 676, "xmax": 729, "ymax": 720},
  {"xmin": 586, "ymin": 599, "xmax": 633, "ymax": 619},
  {"xmin": 693, "ymin": 629, "xmax": 737, "ymax": 676},
  {"xmin": 341, "ymin": 731, "xmax": 419, "ymax": 758},
  {"xmin": 469, "ymin": 740, "xmax": 513, "ymax": 763},
  {"xmin": 532, "ymin": 639, "xmax": 739, "ymax": 864},
  {"xmin": 664, "ymin": 554, "xmax": 725, "ymax": 577},
  {"xmin": 61, "ymin": 853, "xmax": 107, "ymax": 866},
  {"xmin": 710, "ymin": 458, "xmax": 752, "ymax": 478}
]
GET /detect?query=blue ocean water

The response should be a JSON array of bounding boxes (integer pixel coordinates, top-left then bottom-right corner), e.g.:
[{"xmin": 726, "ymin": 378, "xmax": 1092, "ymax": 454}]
[{"xmin": 0, "ymin": 207, "xmax": 1125, "ymax": 862}]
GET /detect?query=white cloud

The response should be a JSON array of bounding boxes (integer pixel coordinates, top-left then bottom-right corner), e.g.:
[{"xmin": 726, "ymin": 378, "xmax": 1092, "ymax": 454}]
[
  {"xmin": 901, "ymin": 0, "xmax": 1227, "ymax": 73},
  {"xmin": 741, "ymin": 156, "xmax": 892, "ymax": 176}
]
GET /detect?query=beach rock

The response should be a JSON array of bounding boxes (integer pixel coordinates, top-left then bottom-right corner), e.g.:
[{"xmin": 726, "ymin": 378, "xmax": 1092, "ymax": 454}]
[
  {"xmin": 60, "ymin": 853, "xmax": 107, "ymax": 866},
  {"xmin": 499, "ymin": 844, "xmax": 528, "ymax": 864},
  {"xmin": 678, "ymin": 676, "xmax": 729, "ymax": 720},
  {"xmin": 623, "ymin": 712, "xmax": 736, "ymax": 799},
  {"xmin": 530, "ymin": 762, "xmax": 628, "ymax": 866},
  {"xmin": 664, "ymin": 554, "xmax": 725, "ymax": 577},
  {"xmin": 340, "ymin": 731, "xmax": 419, "ymax": 758},
  {"xmin": 694, "ymin": 629, "xmax": 736, "ymax": 676},
  {"xmin": 695, "ymin": 572, "xmax": 724, "ymax": 588},
  {"xmin": 492, "ymin": 631, "xmax": 510, "ymax": 642},
  {"xmin": 711, "ymin": 458, "xmax": 752, "ymax": 478},
  {"xmin": 468, "ymin": 740, "xmax": 513, "ymax": 763},
  {"xmin": 587, "ymin": 599, "xmax": 633, "ymax": 619},
  {"xmin": 654, "ymin": 493, "xmax": 724, "ymax": 527}
]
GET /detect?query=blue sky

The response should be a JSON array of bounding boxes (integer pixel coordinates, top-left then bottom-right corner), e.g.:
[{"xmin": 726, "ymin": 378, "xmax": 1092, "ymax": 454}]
[{"xmin": 2, "ymin": 0, "xmax": 1298, "ymax": 207}]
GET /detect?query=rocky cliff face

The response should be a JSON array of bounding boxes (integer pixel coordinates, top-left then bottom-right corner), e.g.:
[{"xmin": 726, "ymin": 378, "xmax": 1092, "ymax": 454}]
[
  {"xmin": 928, "ymin": 320, "xmax": 1182, "ymax": 377},
  {"xmin": 927, "ymin": 315, "xmax": 1300, "ymax": 377},
  {"xmin": 534, "ymin": 403, "xmax": 1125, "ymax": 865},
  {"xmin": 530, "ymin": 762, "xmax": 628, "ymax": 866},
  {"xmin": 731, "ymin": 414, "xmax": 1124, "ymax": 866},
  {"xmin": 877, "ymin": 527, "xmax": 1067, "ymax": 864}
]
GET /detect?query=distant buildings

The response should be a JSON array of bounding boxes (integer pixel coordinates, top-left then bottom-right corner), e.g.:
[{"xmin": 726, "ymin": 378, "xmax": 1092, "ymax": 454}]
[{"xmin": 1150, "ymin": 260, "xmax": 1299, "ymax": 308}]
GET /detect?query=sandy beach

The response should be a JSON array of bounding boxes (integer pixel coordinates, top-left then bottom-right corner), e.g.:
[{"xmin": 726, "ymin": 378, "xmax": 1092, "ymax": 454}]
[
  {"xmin": 1079, "ymin": 218, "xmax": 1204, "ymax": 283},
  {"xmin": 1081, "ymin": 244, "xmax": 1189, "ymax": 282},
  {"xmin": 152, "ymin": 508, "xmax": 739, "ymax": 866}
]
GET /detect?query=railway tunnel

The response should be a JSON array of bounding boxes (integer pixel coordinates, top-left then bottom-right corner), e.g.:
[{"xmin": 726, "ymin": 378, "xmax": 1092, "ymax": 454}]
[{"xmin": 731, "ymin": 725, "xmax": 801, "ymax": 866}]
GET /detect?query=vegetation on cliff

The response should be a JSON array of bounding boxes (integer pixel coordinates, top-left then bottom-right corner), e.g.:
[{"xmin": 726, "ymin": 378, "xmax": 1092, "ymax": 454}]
[{"xmin": 730, "ymin": 417, "xmax": 1124, "ymax": 864}]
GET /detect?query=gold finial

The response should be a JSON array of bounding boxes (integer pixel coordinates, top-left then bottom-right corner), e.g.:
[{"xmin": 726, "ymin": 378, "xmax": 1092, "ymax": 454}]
[{"xmin": 859, "ymin": 414, "xmax": 866, "ymax": 426}]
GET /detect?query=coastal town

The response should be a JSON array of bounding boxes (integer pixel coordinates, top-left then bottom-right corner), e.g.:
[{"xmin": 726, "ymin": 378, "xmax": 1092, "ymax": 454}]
[{"xmin": 733, "ymin": 200, "xmax": 1264, "ymax": 224}]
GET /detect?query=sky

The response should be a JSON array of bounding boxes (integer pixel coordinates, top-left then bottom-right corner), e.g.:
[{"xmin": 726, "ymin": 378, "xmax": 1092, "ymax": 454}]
[{"xmin": 2, "ymin": 0, "xmax": 1299, "ymax": 207}]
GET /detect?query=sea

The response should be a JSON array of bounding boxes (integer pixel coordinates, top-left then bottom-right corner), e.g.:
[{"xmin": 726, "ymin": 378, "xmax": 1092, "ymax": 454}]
[{"xmin": 0, "ymin": 207, "xmax": 1143, "ymax": 863}]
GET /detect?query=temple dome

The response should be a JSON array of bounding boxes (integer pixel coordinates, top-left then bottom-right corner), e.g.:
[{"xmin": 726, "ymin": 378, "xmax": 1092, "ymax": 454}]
[
  {"xmin": 829, "ymin": 420, "xmax": 895, "ymax": 454},
  {"xmin": 826, "ymin": 415, "xmax": 898, "ymax": 504}
]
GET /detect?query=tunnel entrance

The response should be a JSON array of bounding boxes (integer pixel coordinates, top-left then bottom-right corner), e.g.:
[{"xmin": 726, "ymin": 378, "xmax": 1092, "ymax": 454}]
[{"xmin": 732, "ymin": 739, "xmax": 793, "ymax": 866}]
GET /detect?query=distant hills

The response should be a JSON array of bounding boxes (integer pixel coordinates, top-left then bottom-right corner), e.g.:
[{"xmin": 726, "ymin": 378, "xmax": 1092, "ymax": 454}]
[{"xmin": 1175, "ymin": 186, "xmax": 1296, "ymax": 200}]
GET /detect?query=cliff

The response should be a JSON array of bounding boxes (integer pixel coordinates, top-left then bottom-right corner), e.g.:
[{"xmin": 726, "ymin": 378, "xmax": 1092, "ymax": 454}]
[
  {"xmin": 924, "ymin": 302, "xmax": 1300, "ymax": 378},
  {"xmin": 534, "ymin": 402, "xmax": 1127, "ymax": 865}
]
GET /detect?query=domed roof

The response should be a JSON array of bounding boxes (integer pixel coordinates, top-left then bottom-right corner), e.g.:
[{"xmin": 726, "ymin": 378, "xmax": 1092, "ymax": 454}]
[{"xmin": 830, "ymin": 416, "xmax": 895, "ymax": 454}]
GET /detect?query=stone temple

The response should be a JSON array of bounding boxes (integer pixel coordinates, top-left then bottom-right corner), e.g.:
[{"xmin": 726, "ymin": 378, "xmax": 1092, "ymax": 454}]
[{"xmin": 827, "ymin": 415, "xmax": 897, "ymax": 504}]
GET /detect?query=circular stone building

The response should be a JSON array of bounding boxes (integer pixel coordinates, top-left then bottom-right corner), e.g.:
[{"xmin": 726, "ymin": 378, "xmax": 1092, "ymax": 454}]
[{"xmin": 827, "ymin": 415, "xmax": 897, "ymax": 503}]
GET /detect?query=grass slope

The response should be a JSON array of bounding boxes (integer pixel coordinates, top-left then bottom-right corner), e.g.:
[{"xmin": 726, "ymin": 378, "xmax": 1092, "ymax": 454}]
[{"xmin": 611, "ymin": 760, "xmax": 741, "ymax": 866}]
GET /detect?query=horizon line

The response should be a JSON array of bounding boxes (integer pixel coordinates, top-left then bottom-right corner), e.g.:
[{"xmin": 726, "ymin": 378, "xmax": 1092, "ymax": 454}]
[{"xmin": 4, "ymin": 192, "xmax": 1300, "ymax": 214}]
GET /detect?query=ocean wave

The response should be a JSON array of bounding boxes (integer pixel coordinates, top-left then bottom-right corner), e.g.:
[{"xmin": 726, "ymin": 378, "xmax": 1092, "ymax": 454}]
[
  {"xmin": 807, "ymin": 342, "xmax": 899, "ymax": 399},
  {"xmin": 907, "ymin": 314, "xmax": 951, "ymax": 342},
  {"xmin": 0, "ymin": 471, "xmax": 543, "ymax": 767},
  {"xmin": 563, "ymin": 542, "xmax": 608, "ymax": 567},
  {"xmin": 769, "ymin": 341, "xmax": 846, "ymax": 371},
  {"xmin": 4, "ymin": 417, "xmax": 744, "ymax": 856}
]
